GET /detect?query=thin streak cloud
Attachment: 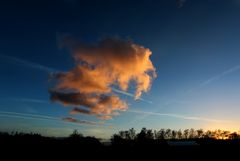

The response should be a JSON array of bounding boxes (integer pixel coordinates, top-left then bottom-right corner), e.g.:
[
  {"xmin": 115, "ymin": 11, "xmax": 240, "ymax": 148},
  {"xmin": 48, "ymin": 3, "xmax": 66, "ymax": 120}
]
[
  {"xmin": 0, "ymin": 111, "xmax": 60, "ymax": 121},
  {"xmin": 0, "ymin": 54, "xmax": 57, "ymax": 73},
  {"xmin": 0, "ymin": 111, "xmax": 101, "ymax": 126},
  {"xmin": 128, "ymin": 109, "xmax": 232, "ymax": 123},
  {"xmin": 200, "ymin": 65, "xmax": 240, "ymax": 87},
  {"xmin": 62, "ymin": 117, "xmax": 101, "ymax": 126},
  {"xmin": 1, "ymin": 97, "xmax": 49, "ymax": 104},
  {"xmin": 0, "ymin": 113, "xmax": 59, "ymax": 123},
  {"xmin": 120, "ymin": 65, "xmax": 240, "ymax": 124},
  {"xmin": 0, "ymin": 54, "xmax": 150, "ymax": 104},
  {"xmin": 112, "ymin": 88, "xmax": 153, "ymax": 104}
]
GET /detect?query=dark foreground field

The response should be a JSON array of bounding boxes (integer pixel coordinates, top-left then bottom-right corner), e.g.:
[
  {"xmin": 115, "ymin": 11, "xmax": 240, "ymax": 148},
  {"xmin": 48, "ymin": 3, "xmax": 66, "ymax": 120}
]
[{"xmin": 1, "ymin": 131, "xmax": 240, "ymax": 159}]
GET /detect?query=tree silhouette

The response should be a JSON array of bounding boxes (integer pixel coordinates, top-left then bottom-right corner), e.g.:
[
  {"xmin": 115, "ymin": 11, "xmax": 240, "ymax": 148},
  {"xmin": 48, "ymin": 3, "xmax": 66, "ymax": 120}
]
[
  {"xmin": 196, "ymin": 129, "xmax": 204, "ymax": 138},
  {"xmin": 146, "ymin": 129, "xmax": 154, "ymax": 139},
  {"xmin": 69, "ymin": 129, "xmax": 83, "ymax": 138},
  {"xmin": 1, "ymin": 127, "xmax": 240, "ymax": 148},
  {"xmin": 137, "ymin": 127, "xmax": 147, "ymax": 141},
  {"xmin": 204, "ymin": 130, "xmax": 213, "ymax": 139},
  {"xmin": 171, "ymin": 130, "xmax": 177, "ymax": 140},
  {"xmin": 158, "ymin": 129, "xmax": 166, "ymax": 140},
  {"xmin": 165, "ymin": 129, "xmax": 172, "ymax": 139},
  {"xmin": 189, "ymin": 128, "xmax": 196, "ymax": 139},
  {"xmin": 128, "ymin": 128, "xmax": 136, "ymax": 140},
  {"xmin": 229, "ymin": 132, "xmax": 238, "ymax": 140},
  {"xmin": 177, "ymin": 129, "xmax": 182, "ymax": 139},
  {"xmin": 183, "ymin": 129, "xmax": 189, "ymax": 139},
  {"xmin": 221, "ymin": 131, "xmax": 230, "ymax": 140}
]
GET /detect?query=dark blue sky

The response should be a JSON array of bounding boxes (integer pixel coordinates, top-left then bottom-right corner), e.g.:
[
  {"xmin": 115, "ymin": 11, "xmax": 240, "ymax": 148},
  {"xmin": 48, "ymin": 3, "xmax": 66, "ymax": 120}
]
[{"xmin": 1, "ymin": 0, "xmax": 240, "ymax": 138}]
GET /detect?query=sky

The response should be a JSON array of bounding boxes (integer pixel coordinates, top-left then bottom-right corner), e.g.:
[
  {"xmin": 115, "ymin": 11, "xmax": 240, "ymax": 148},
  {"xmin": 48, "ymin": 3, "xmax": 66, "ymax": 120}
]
[{"xmin": 1, "ymin": 0, "xmax": 240, "ymax": 138}]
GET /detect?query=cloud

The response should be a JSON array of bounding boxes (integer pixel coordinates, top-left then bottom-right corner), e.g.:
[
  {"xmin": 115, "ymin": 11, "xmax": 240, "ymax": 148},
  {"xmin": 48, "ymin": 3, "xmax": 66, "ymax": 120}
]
[
  {"xmin": 200, "ymin": 65, "xmax": 240, "ymax": 87},
  {"xmin": 0, "ymin": 54, "xmax": 152, "ymax": 104},
  {"xmin": 50, "ymin": 37, "xmax": 156, "ymax": 119},
  {"xmin": 0, "ymin": 111, "xmax": 59, "ymax": 121},
  {"xmin": 62, "ymin": 117, "xmax": 100, "ymax": 125},
  {"xmin": 128, "ymin": 109, "xmax": 232, "ymax": 123},
  {"xmin": 176, "ymin": 0, "xmax": 187, "ymax": 8},
  {"xmin": 0, "ymin": 97, "xmax": 49, "ymax": 104},
  {"xmin": 50, "ymin": 90, "xmax": 127, "ymax": 120},
  {"xmin": 70, "ymin": 107, "xmax": 91, "ymax": 115},
  {"xmin": 0, "ymin": 54, "xmax": 57, "ymax": 73},
  {"xmin": 0, "ymin": 110, "xmax": 100, "ymax": 126},
  {"xmin": 130, "ymin": 64, "xmax": 240, "ymax": 125},
  {"xmin": 70, "ymin": 108, "xmax": 115, "ymax": 120},
  {"xmin": 112, "ymin": 88, "xmax": 153, "ymax": 104}
]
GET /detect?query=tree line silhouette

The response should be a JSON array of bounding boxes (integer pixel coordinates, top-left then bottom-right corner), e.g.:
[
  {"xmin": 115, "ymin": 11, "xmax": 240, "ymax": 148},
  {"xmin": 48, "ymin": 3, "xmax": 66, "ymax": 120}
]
[
  {"xmin": 0, "ymin": 130, "xmax": 101, "ymax": 146},
  {"xmin": 1, "ymin": 128, "xmax": 240, "ymax": 147},
  {"xmin": 112, "ymin": 128, "xmax": 240, "ymax": 140},
  {"xmin": 111, "ymin": 128, "xmax": 240, "ymax": 146}
]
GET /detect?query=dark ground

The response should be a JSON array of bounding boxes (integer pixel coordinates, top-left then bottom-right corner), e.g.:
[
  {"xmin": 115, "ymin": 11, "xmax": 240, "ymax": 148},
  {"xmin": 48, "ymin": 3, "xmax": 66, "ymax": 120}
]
[{"xmin": 1, "ymin": 133, "xmax": 239, "ymax": 160}]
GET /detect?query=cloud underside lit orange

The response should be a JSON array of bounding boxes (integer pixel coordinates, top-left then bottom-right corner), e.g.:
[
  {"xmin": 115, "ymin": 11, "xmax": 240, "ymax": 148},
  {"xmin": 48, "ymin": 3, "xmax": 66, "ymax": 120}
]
[{"xmin": 50, "ymin": 37, "xmax": 156, "ymax": 119}]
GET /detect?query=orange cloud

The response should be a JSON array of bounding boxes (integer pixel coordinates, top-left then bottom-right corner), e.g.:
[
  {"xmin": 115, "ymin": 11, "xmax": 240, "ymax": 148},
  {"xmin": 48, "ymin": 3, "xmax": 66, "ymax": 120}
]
[
  {"xmin": 62, "ymin": 117, "xmax": 100, "ymax": 125},
  {"xmin": 50, "ymin": 37, "xmax": 156, "ymax": 119},
  {"xmin": 50, "ymin": 91, "xmax": 127, "ymax": 119},
  {"xmin": 70, "ymin": 107, "xmax": 91, "ymax": 115}
]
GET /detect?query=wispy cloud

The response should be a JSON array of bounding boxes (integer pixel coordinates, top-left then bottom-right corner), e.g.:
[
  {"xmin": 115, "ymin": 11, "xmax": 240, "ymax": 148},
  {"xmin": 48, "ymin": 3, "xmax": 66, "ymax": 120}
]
[
  {"xmin": 0, "ymin": 54, "xmax": 57, "ymax": 73},
  {"xmin": 127, "ymin": 99, "xmax": 192, "ymax": 124},
  {"xmin": 200, "ymin": 65, "xmax": 240, "ymax": 87},
  {"xmin": 127, "ymin": 64, "xmax": 240, "ymax": 124},
  {"xmin": 170, "ymin": 64, "xmax": 240, "ymax": 102},
  {"xmin": 0, "ymin": 111, "xmax": 102, "ymax": 126},
  {"xmin": 112, "ymin": 88, "xmax": 153, "ymax": 104},
  {"xmin": 0, "ymin": 111, "xmax": 60, "ymax": 120},
  {"xmin": 62, "ymin": 117, "xmax": 101, "ymax": 126},
  {"xmin": 128, "ymin": 109, "xmax": 232, "ymax": 123},
  {"xmin": 0, "ymin": 111, "xmax": 59, "ymax": 121},
  {"xmin": 1, "ymin": 97, "xmax": 49, "ymax": 104},
  {"xmin": 132, "ymin": 65, "xmax": 240, "ymax": 124},
  {"xmin": 0, "ymin": 54, "xmax": 151, "ymax": 104}
]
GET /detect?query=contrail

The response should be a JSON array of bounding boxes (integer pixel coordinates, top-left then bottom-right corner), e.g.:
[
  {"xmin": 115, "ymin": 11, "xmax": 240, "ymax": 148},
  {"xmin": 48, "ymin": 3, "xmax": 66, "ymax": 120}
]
[
  {"xmin": 185, "ymin": 65, "xmax": 240, "ymax": 93},
  {"xmin": 0, "ymin": 97, "xmax": 49, "ymax": 104},
  {"xmin": 200, "ymin": 65, "xmax": 240, "ymax": 87},
  {"xmin": 128, "ymin": 65, "xmax": 240, "ymax": 124},
  {"xmin": 0, "ymin": 111, "xmax": 60, "ymax": 121},
  {"xmin": 15, "ymin": 98, "xmax": 49, "ymax": 104},
  {"xmin": 0, "ymin": 111, "xmax": 101, "ymax": 126},
  {"xmin": 112, "ymin": 88, "xmax": 153, "ymax": 104},
  {"xmin": 0, "ymin": 54, "xmax": 150, "ymax": 103},
  {"xmin": 0, "ymin": 113, "xmax": 56, "ymax": 122},
  {"xmin": 0, "ymin": 54, "xmax": 57, "ymax": 73},
  {"xmin": 128, "ymin": 109, "xmax": 232, "ymax": 123}
]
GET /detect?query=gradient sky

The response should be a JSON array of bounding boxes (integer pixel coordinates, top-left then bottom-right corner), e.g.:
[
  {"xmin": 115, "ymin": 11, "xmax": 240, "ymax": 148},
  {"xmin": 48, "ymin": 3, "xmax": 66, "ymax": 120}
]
[{"xmin": 1, "ymin": 0, "xmax": 240, "ymax": 138}]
